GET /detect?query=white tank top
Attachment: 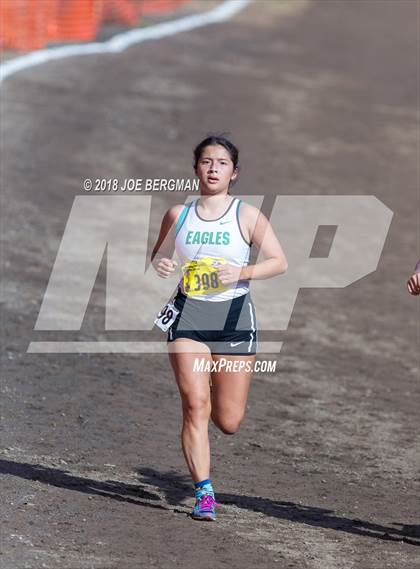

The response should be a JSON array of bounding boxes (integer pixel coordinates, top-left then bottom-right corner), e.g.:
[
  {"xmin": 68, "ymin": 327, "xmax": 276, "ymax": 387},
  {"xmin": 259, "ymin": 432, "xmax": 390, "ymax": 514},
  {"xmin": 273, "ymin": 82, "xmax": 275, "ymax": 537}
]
[{"xmin": 175, "ymin": 197, "xmax": 251, "ymax": 301}]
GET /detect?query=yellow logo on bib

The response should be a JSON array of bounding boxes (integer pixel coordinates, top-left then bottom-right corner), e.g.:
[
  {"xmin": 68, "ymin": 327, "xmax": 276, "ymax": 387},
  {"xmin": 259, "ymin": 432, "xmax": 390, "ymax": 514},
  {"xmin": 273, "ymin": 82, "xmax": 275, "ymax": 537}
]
[{"xmin": 182, "ymin": 257, "xmax": 228, "ymax": 297}]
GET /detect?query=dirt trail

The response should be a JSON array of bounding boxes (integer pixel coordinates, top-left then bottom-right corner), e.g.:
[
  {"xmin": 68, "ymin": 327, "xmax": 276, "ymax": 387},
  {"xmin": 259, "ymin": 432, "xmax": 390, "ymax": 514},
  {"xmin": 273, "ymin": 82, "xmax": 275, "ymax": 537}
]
[{"xmin": 1, "ymin": 1, "xmax": 419, "ymax": 567}]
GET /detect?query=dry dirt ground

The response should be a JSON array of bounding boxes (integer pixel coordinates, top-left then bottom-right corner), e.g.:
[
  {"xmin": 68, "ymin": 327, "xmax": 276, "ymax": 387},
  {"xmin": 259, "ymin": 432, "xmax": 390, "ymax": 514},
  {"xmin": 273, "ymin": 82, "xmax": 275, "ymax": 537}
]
[{"xmin": 1, "ymin": 1, "xmax": 419, "ymax": 568}]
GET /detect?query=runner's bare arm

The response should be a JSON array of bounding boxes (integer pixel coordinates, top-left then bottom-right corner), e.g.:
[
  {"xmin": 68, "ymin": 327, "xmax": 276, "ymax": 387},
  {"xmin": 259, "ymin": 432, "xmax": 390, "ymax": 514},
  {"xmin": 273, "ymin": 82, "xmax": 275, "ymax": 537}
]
[
  {"xmin": 151, "ymin": 205, "xmax": 183, "ymax": 277},
  {"xmin": 239, "ymin": 203, "xmax": 288, "ymax": 280}
]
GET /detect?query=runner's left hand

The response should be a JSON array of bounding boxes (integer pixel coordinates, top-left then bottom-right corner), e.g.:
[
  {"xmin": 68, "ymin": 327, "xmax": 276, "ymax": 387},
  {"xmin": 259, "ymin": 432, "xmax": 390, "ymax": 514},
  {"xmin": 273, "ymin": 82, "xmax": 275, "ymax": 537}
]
[{"xmin": 217, "ymin": 264, "xmax": 243, "ymax": 285}]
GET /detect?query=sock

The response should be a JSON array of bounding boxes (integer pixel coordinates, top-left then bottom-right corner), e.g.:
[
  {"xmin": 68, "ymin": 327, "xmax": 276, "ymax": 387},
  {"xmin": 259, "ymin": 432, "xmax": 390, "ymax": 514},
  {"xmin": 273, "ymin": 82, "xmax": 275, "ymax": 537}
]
[{"xmin": 194, "ymin": 478, "xmax": 215, "ymax": 500}]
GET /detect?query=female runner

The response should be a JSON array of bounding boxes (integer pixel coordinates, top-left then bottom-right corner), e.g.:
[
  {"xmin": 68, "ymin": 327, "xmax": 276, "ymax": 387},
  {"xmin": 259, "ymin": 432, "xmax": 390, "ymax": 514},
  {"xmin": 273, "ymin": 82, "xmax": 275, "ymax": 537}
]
[{"xmin": 151, "ymin": 135, "xmax": 288, "ymax": 521}]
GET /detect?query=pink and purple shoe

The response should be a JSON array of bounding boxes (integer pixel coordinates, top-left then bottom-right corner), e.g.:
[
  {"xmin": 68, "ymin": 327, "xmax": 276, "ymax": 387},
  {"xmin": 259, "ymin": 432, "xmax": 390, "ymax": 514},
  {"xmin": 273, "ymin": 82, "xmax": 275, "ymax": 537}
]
[{"xmin": 191, "ymin": 494, "xmax": 218, "ymax": 521}]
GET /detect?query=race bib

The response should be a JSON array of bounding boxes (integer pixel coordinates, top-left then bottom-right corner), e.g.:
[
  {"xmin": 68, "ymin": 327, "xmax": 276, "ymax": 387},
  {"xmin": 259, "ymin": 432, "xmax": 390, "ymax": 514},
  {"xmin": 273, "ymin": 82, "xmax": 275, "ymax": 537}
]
[
  {"xmin": 182, "ymin": 257, "xmax": 228, "ymax": 297},
  {"xmin": 154, "ymin": 301, "xmax": 179, "ymax": 332}
]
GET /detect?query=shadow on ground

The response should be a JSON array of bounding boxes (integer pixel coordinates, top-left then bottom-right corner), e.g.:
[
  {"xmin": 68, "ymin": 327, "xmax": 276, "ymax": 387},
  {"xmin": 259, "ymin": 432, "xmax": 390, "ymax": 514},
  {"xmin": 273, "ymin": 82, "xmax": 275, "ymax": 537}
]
[{"xmin": 2, "ymin": 459, "xmax": 419, "ymax": 546}]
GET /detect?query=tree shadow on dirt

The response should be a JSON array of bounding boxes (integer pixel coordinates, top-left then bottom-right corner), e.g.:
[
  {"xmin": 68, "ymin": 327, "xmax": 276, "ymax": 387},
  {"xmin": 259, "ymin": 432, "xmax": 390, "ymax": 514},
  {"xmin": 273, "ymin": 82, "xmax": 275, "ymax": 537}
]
[
  {"xmin": 136, "ymin": 466, "xmax": 193, "ymax": 498},
  {"xmin": 0, "ymin": 458, "xmax": 171, "ymax": 511},
  {"xmin": 3, "ymin": 458, "xmax": 419, "ymax": 546},
  {"xmin": 218, "ymin": 495, "xmax": 420, "ymax": 547},
  {"xmin": 137, "ymin": 466, "xmax": 420, "ymax": 546}
]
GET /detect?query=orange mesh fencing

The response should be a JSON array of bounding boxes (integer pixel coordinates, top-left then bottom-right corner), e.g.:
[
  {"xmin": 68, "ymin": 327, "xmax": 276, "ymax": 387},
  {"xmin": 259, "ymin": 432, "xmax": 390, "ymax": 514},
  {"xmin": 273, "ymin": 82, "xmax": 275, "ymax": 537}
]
[
  {"xmin": 0, "ymin": 0, "xmax": 59, "ymax": 51},
  {"xmin": 138, "ymin": 0, "xmax": 189, "ymax": 15},
  {"xmin": 52, "ymin": 0, "xmax": 103, "ymax": 43},
  {"xmin": 0, "ymin": 0, "xmax": 191, "ymax": 52},
  {"xmin": 101, "ymin": 0, "xmax": 138, "ymax": 26}
]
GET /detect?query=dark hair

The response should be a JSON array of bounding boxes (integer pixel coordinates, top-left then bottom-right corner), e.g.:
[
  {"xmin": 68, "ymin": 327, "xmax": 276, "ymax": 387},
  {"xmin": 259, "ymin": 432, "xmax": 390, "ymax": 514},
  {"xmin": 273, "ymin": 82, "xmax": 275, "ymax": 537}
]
[{"xmin": 193, "ymin": 134, "xmax": 239, "ymax": 171}]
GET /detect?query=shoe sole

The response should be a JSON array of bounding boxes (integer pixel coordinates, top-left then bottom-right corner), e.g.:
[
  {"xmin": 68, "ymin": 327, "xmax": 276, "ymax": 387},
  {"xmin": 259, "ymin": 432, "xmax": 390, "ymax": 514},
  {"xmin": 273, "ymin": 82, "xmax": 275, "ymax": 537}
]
[{"xmin": 191, "ymin": 513, "xmax": 216, "ymax": 522}]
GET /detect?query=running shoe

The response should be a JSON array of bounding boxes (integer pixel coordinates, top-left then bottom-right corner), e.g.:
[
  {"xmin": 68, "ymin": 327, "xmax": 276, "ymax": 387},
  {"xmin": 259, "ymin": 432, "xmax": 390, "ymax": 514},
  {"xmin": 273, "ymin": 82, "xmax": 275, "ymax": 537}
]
[{"xmin": 191, "ymin": 493, "xmax": 218, "ymax": 521}]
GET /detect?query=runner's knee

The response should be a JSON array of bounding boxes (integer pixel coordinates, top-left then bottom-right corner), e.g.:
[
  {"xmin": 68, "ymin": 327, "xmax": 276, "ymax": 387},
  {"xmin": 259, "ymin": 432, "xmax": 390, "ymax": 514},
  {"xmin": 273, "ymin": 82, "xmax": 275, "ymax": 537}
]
[
  {"xmin": 182, "ymin": 396, "xmax": 211, "ymax": 422},
  {"xmin": 213, "ymin": 413, "xmax": 244, "ymax": 435}
]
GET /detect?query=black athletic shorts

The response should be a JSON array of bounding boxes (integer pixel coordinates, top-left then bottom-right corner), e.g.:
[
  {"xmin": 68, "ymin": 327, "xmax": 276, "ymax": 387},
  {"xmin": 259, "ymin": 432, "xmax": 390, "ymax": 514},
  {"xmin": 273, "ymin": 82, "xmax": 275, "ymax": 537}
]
[{"xmin": 167, "ymin": 289, "xmax": 257, "ymax": 355}]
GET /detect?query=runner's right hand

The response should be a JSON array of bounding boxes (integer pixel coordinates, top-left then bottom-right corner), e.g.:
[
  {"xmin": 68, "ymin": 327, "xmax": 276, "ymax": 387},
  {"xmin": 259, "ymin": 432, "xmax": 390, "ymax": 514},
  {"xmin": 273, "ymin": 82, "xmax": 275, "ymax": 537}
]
[
  {"xmin": 154, "ymin": 257, "xmax": 178, "ymax": 278},
  {"xmin": 407, "ymin": 272, "xmax": 420, "ymax": 295}
]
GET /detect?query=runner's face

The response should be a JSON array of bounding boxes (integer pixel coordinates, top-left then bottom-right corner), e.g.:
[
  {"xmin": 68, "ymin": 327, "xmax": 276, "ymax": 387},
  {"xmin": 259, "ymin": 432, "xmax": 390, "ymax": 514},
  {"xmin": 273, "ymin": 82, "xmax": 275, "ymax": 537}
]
[{"xmin": 195, "ymin": 145, "xmax": 237, "ymax": 194}]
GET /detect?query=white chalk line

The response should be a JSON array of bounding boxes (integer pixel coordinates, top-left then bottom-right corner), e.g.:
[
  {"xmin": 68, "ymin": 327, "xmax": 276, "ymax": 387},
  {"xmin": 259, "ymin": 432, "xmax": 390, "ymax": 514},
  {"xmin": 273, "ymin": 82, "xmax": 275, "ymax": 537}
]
[{"xmin": 0, "ymin": 0, "xmax": 251, "ymax": 84}]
